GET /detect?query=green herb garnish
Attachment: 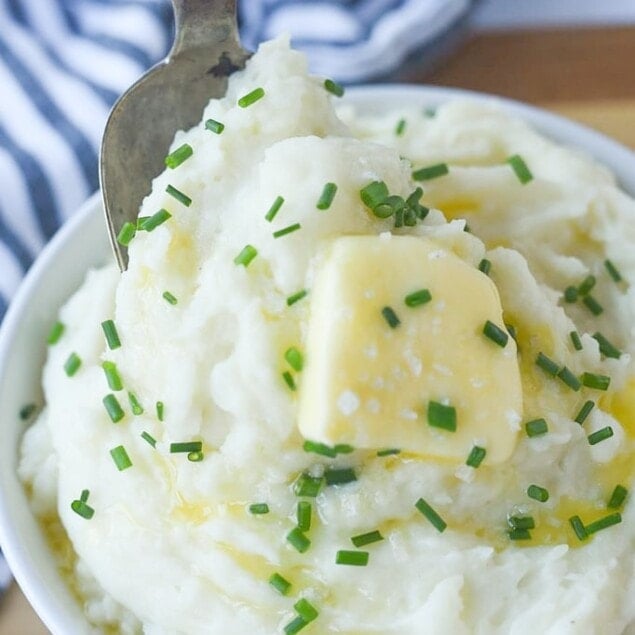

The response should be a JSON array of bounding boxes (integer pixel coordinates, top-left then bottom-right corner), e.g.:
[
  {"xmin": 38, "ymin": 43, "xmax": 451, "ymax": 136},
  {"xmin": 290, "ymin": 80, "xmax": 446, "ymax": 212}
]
[
  {"xmin": 592, "ymin": 332, "xmax": 621, "ymax": 359},
  {"xmin": 265, "ymin": 196, "xmax": 284, "ymax": 222},
  {"xmin": 110, "ymin": 445, "xmax": 132, "ymax": 471},
  {"xmin": 466, "ymin": 446, "xmax": 486, "ymax": 468},
  {"xmin": 294, "ymin": 473, "xmax": 323, "ymax": 498},
  {"xmin": 506, "ymin": 154, "xmax": 533, "ymax": 184},
  {"xmin": 608, "ymin": 485, "xmax": 628, "ymax": 509},
  {"xmin": 273, "ymin": 223, "xmax": 301, "ymax": 239},
  {"xmin": 64, "ymin": 352, "xmax": 81, "ymax": 377},
  {"xmin": 205, "ymin": 118, "xmax": 225, "ymax": 134},
  {"xmin": 427, "ymin": 401, "xmax": 456, "ymax": 432},
  {"xmin": 483, "ymin": 320, "xmax": 508, "ymax": 348},
  {"xmin": 234, "ymin": 244, "xmax": 258, "ymax": 267},
  {"xmin": 325, "ymin": 467, "xmax": 357, "ymax": 486},
  {"xmin": 103, "ymin": 394, "xmax": 124, "ymax": 423},
  {"xmin": 381, "ymin": 306, "xmax": 400, "ymax": 328},
  {"xmin": 335, "ymin": 550, "xmax": 369, "ymax": 566},
  {"xmin": 170, "ymin": 441, "xmax": 202, "ymax": 453},
  {"xmin": 570, "ymin": 331, "xmax": 583, "ymax": 351},
  {"xmin": 525, "ymin": 418, "xmax": 548, "ymax": 437},
  {"xmin": 581, "ymin": 372, "xmax": 610, "ymax": 391},
  {"xmin": 414, "ymin": 497, "xmax": 447, "ymax": 532},
  {"xmin": 47, "ymin": 320, "xmax": 65, "ymax": 345},
  {"xmin": 404, "ymin": 289, "xmax": 432, "ymax": 308},
  {"xmin": 574, "ymin": 400, "xmax": 595, "ymax": 424},
  {"xmin": 527, "ymin": 485, "xmax": 549, "ymax": 502},
  {"xmin": 165, "ymin": 143, "xmax": 193, "ymax": 169},
  {"xmin": 317, "ymin": 182, "xmax": 337, "ymax": 210},
  {"xmin": 535, "ymin": 352, "xmax": 559, "ymax": 377},
  {"xmin": 101, "ymin": 319, "xmax": 121, "ymax": 350},
  {"xmin": 141, "ymin": 209, "xmax": 171, "ymax": 232},
  {"xmin": 238, "ymin": 87, "xmax": 265, "ymax": 108},
  {"xmin": 351, "ymin": 530, "xmax": 383, "ymax": 547},
  {"xmin": 165, "ymin": 184, "xmax": 192, "ymax": 207},
  {"xmin": 297, "ymin": 501, "xmax": 312, "ymax": 531},
  {"xmin": 324, "ymin": 79, "xmax": 344, "ymax": 97},
  {"xmin": 412, "ymin": 163, "xmax": 449, "ymax": 181},
  {"xmin": 557, "ymin": 366, "xmax": 582, "ymax": 392},
  {"xmin": 588, "ymin": 426, "xmax": 613, "ymax": 445},
  {"xmin": 269, "ymin": 572, "xmax": 291, "ymax": 595},
  {"xmin": 249, "ymin": 503, "xmax": 270, "ymax": 515},
  {"xmin": 604, "ymin": 259, "xmax": 623, "ymax": 283},
  {"xmin": 102, "ymin": 361, "xmax": 123, "ymax": 391},
  {"xmin": 287, "ymin": 289, "xmax": 308, "ymax": 306},
  {"xmin": 286, "ymin": 527, "xmax": 311, "ymax": 553},
  {"xmin": 117, "ymin": 221, "xmax": 136, "ymax": 246}
]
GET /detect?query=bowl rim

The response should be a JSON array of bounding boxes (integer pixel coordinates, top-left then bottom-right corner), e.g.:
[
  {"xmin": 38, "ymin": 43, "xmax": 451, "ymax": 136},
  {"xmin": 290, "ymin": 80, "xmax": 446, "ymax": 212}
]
[{"xmin": 1, "ymin": 83, "xmax": 634, "ymax": 634}]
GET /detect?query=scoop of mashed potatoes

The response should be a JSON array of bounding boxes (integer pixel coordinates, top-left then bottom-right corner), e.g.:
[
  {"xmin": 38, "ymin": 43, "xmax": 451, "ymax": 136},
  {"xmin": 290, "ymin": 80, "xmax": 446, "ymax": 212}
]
[{"xmin": 19, "ymin": 38, "xmax": 635, "ymax": 634}]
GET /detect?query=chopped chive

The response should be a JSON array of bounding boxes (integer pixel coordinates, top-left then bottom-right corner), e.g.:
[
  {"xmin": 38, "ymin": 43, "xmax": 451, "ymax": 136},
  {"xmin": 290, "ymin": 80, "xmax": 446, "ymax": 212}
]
[
  {"xmin": 286, "ymin": 527, "xmax": 311, "ymax": 553},
  {"xmin": 427, "ymin": 401, "xmax": 457, "ymax": 432},
  {"xmin": 581, "ymin": 372, "xmax": 610, "ymax": 391},
  {"xmin": 116, "ymin": 222, "xmax": 135, "ymax": 249},
  {"xmin": 535, "ymin": 352, "xmax": 559, "ymax": 377},
  {"xmin": 395, "ymin": 118, "xmax": 406, "ymax": 136},
  {"xmin": 165, "ymin": 143, "xmax": 193, "ymax": 169},
  {"xmin": 527, "ymin": 484, "xmax": 549, "ymax": 502},
  {"xmin": 294, "ymin": 473, "xmax": 323, "ymax": 498},
  {"xmin": 110, "ymin": 445, "xmax": 132, "ymax": 471},
  {"xmin": 324, "ymin": 78, "xmax": 344, "ymax": 97},
  {"xmin": 128, "ymin": 392, "xmax": 144, "ymax": 415},
  {"xmin": 103, "ymin": 394, "xmax": 124, "ymax": 423},
  {"xmin": 608, "ymin": 485, "xmax": 628, "ymax": 509},
  {"xmin": 64, "ymin": 352, "xmax": 82, "ymax": 377},
  {"xmin": 187, "ymin": 450, "xmax": 204, "ymax": 462},
  {"xmin": 506, "ymin": 155, "xmax": 533, "ymax": 184},
  {"xmin": 140, "ymin": 209, "xmax": 171, "ymax": 232},
  {"xmin": 273, "ymin": 223, "xmax": 301, "ymax": 239},
  {"xmin": 557, "ymin": 366, "xmax": 582, "ymax": 391},
  {"xmin": 508, "ymin": 528, "xmax": 531, "ymax": 540},
  {"xmin": 508, "ymin": 515, "xmax": 535, "ymax": 530},
  {"xmin": 303, "ymin": 440, "xmax": 336, "ymax": 458},
  {"xmin": 316, "ymin": 182, "xmax": 337, "ymax": 210},
  {"xmin": 588, "ymin": 426, "xmax": 613, "ymax": 445},
  {"xmin": 294, "ymin": 599, "xmax": 319, "ymax": 623},
  {"xmin": 563, "ymin": 286, "xmax": 578, "ymax": 303},
  {"xmin": 335, "ymin": 550, "xmax": 369, "ymax": 566},
  {"xmin": 381, "ymin": 306, "xmax": 400, "ymax": 328},
  {"xmin": 19, "ymin": 403, "xmax": 38, "ymax": 420},
  {"xmin": 604, "ymin": 259, "xmax": 623, "ymax": 283},
  {"xmin": 466, "ymin": 445, "xmax": 487, "ymax": 468},
  {"xmin": 585, "ymin": 512, "xmax": 621, "ymax": 535},
  {"xmin": 506, "ymin": 323, "xmax": 517, "ymax": 342},
  {"xmin": 371, "ymin": 201, "xmax": 395, "ymax": 220},
  {"xmin": 414, "ymin": 497, "xmax": 447, "ymax": 533},
  {"xmin": 238, "ymin": 87, "xmax": 265, "ymax": 108},
  {"xmin": 478, "ymin": 259, "xmax": 491, "ymax": 275},
  {"xmin": 234, "ymin": 244, "xmax": 258, "ymax": 267},
  {"xmin": 284, "ymin": 347, "xmax": 303, "ymax": 372},
  {"xmin": 297, "ymin": 501, "xmax": 311, "ymax": 531},
  {"xmin": 205, "ymin": 118, "xmax": 224, "ymax": 134},
  {"xmin": 325, "ymin": 467, "xmax": 357, "ymax": 486},
  {"xmin": 404, "ymin": 289, "xmax": 432, "ymax": 308},
  {"xmin": 71, "ymin": 498, "xmax": 94, "ymax": 520},
  {"xmin": 582, "ymin": 295, "xmax": 603, "ymax": 315},
  {"xmin": 102, "ymin": 361, "xmax": 123, "ymax": 391},
  {"xmin": 165, "ymin": 184, "xmax": 192, "ymax": 207},
  {"xmin": 141, "ymin": 431, "xmax": 156, "ymax": 448},
  {"xmin": 334, "ymin": 444, "xmax": 355, "ymax": 454},
  {"xmin": 282, "ymin": 371, "xmax": 296, "ymax": 391},
  {"xmin": 525, "ymin": 418, "xmax": 548, "ymax": 437},
  {"xmin": 351, "ymin": 530, "xmax": 383, "ymax": 547},
  {"xmin": 360, "ymin": 181, "xmax": 389, "ymax": 209},
  {"xmin": 284, "ymin": 617, "xmax": 308, "ymax": 635},
  {"xmin": 249, "ymin": 503, "xmax": 270, "ymax": 515},
  {"xmin": 592, "ymin": 332, "xmax": 621, "ymax": 359},
  {"xmin": 161, "ymin": 291, "xmax": 178, "ymax": 306},
  {"xmin": 101, "ymin": 320, "xmax": 121, "ymax": 350},
  {"xmin": 47, "ymin": 320, "xmax": 65, "ymax": 345},
  {"xmin": 80, "ymin": 489, "xmax": 89, "ymax": 503},
  {"xmin": 137, "ymin": 216, "xmax": 149, "ymax": 230},
  {"xmin": 574, "ymin": 400, "xmax": 595, "ymax": 424},
  {"xmin": 265, "ymin": 195, "xmax": 284, "ymax": 222},
  {"xmin": 483, "ymin": 320, "xmax": 509, "ymax": 348},
  {"xmin": 156, "ymin": 401, "xmax": 164, "ymax": 421},
  {"xmin": 569, "ymin": 515, "xmax": 588, "ymax": 541},
  {"xmin": 570, "ymin": 331, "xmax": 583, "ymax": 351},
  {"xmin": 412, "ymin": 163, "xmax": 449, "ymax": 181},
  {"xmin": 578, "ymin": 275, "xmax": 596, "ymax": 295},
  {"xmin": 269, "ymin": 572, "xmax": 291, "ymax": 596},
  {"xmin": 377, "ymin": 448, "xmax": 401, "ymax": 456},
  {"xmin": 170, "ymin": 441, "xmax": 202, "ymax": 454},
  {"xmin": 287, "ymin": 289, "xmax": 308, "ymax": 306}
]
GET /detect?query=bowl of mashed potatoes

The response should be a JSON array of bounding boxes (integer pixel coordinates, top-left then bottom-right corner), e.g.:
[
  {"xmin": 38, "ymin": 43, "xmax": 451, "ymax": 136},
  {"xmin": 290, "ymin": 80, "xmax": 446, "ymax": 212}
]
[{"xmin": 2, "ymin": 37, "xmax": 635, "ymax": 634}]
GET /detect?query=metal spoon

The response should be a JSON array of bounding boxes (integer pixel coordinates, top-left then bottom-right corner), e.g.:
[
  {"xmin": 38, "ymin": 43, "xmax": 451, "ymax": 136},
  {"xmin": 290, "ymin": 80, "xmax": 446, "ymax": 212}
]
[{"xmin": 100, "ymin": 0, "xmax": 249, "ymax": 271}]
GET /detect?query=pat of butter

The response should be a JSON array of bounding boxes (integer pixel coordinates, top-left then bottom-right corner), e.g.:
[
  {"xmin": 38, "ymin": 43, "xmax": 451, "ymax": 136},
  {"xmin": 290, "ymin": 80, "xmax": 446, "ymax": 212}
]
[{"xmin": 298, "ymin": 235, "xmax": 522, "ymax": 464}]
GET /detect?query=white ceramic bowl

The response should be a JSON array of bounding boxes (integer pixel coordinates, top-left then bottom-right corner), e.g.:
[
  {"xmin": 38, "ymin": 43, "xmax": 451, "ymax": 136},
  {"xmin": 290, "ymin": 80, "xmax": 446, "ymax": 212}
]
[{"xmin": 1, "ymin": 86, "xmax": 635, "ymax": 634}]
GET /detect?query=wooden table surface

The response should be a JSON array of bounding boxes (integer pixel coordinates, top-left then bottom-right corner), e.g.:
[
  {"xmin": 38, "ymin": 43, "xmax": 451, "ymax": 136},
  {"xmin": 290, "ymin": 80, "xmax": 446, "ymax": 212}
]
[{"xmin": 2, "ymin": 25, "xmax": 634, "ymax": 635}]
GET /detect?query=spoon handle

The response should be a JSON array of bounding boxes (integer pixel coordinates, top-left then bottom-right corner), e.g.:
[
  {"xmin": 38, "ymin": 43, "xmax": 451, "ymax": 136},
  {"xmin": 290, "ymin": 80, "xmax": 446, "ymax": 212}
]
[{"xmin": 171, "ymin": 0, "xmax": 241, "ymax": 58}]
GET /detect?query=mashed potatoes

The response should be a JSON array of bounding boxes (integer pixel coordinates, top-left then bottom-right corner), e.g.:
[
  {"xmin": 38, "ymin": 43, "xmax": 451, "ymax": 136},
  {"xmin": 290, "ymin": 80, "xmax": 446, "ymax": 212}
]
[{"xmin": 19, "ymin": 38, "xmax": 635, "ymax": 634}]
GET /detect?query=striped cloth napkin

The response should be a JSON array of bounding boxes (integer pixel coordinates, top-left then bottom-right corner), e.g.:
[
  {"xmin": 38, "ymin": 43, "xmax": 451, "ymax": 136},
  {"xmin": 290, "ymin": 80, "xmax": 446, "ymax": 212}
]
[{"xmin": 0, "ymin": 0, "xmax": 470, "ymax": 593}]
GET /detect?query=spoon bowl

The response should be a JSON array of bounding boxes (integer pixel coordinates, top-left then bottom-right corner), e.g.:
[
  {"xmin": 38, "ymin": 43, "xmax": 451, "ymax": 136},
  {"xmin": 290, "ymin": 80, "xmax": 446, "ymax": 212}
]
[{"xmin": 100, "ymin": 0, "xmax": 249, "ymax": 271}]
